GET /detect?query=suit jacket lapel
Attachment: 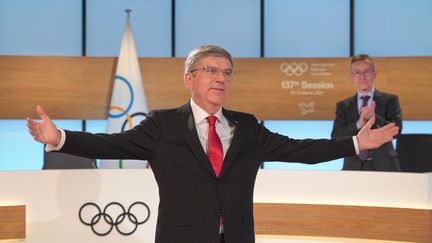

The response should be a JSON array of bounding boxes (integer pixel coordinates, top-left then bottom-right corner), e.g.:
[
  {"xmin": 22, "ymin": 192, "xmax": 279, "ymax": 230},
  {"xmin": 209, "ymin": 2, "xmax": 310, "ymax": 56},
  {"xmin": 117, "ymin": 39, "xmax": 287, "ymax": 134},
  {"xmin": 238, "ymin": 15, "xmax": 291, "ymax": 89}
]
[
  {"xmin": 373, "ymin": 90, "xmax": 384, "ymax": 116},
  {"xmin": 176, "ymin": 103, "xmax": 217, "ymax": 178},
  {"xmin": 219, "ymin": 109, "xmax": 240, "ymax": 178},
  {"xmin": 349, "ymin": 94, "xmax": 359, "ymax": 122}
]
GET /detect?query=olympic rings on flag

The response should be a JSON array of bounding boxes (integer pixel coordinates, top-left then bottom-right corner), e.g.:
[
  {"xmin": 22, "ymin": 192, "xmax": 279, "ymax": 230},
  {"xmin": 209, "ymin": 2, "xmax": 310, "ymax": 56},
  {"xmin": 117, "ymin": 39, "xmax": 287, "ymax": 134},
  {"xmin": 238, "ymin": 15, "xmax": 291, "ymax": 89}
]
[
  {"xmin": 108, "ymin": 75, "xmax": 134, "ymax": 118},
  {"xmin": 121, "ymin": 112, "xmax": 147, "ymax": 131}
]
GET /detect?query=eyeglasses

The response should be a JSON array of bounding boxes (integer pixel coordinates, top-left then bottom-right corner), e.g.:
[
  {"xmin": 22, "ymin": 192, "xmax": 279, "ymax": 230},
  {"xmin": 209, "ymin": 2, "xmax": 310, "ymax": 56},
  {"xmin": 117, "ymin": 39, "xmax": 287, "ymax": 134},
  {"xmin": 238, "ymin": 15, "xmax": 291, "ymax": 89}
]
[
  {"xmin": 351, "ymin": 69, "xmax": 375, "ymax": 77},
  {"xmin": 190, "ymin": 65, "xmax": 234, "ymax": 81}
]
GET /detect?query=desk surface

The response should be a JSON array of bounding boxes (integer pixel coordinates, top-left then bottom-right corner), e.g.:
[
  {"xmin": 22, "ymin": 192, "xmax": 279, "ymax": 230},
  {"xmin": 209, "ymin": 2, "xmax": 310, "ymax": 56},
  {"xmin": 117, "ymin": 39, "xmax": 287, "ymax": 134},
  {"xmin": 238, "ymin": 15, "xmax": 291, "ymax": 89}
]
[{"xmin": 1, "ymin": 169, "xmax": 431, "ymax": 242}]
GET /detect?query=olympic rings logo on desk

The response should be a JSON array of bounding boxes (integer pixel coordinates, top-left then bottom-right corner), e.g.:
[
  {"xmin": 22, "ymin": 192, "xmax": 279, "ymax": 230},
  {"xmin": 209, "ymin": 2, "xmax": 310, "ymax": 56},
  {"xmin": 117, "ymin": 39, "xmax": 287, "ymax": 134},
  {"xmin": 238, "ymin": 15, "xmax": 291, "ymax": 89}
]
[{"xmin": 78, "ymin": 201, "xmax": 151, "ymax": 236}]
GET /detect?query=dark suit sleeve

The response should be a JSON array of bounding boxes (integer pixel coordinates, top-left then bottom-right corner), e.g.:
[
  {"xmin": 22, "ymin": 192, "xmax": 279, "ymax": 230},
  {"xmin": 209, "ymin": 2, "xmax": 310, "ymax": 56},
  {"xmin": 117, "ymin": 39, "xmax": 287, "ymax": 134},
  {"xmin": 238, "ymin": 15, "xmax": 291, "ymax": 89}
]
[
  {"xmin": 59, "ymin": 110, "xmax": 161, "ymax": 160},
  {"xmin": 252, "ymin": 116, "xmax": 356, "ymax": 164},
  {"xmin": 331, "ymin": 101, "xmax": 359, "ymax": 138},
  {"xmin": 374, "ymin": 94, "xmax": 402, "ymax": 135}
]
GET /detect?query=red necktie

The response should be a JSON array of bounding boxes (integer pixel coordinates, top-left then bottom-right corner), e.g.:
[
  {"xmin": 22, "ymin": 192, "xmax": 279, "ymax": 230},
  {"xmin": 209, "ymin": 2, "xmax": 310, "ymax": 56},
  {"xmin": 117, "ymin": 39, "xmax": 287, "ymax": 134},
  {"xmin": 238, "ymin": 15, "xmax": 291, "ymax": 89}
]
[
  {"xmin": 207, "ymin": 116, "xmax": 223, "ymax": 177},
  {"xmin": 359, "ymin": 95, "xmax": 371, "ymax": 160},
  {"xmin": 207, "ymin": 115, "xmax": 224, "ymax": 227}
]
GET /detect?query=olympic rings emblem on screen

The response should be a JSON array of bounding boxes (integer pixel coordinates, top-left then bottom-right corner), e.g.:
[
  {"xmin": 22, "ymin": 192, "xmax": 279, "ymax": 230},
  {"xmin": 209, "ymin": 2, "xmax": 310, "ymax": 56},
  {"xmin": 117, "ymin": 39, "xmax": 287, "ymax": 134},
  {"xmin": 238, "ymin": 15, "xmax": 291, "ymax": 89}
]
[
  {"xmin": 78, "ymin": 201, "xmax": 150, "ymax": 236},
  {"xmin": 280, "ymin": 62, "xmax": 308, "ymax": 76}
]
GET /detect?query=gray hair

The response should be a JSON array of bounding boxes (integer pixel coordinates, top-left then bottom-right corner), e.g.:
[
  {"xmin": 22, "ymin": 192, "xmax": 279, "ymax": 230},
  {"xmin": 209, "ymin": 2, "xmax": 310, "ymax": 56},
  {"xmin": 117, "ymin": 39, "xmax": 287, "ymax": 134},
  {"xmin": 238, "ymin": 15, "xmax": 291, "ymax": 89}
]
[{"xmin": 184, "ymin": 45, "xmax": 234, "ymax": 73}]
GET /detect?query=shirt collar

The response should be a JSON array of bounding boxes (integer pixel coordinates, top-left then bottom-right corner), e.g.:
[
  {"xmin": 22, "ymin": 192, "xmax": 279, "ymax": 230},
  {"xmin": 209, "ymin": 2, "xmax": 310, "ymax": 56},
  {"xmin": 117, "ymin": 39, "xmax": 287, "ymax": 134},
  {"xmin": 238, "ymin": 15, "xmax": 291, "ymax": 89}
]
[
  {"xmin": 358, "ymin": 86, "xmax": 375, "ymax": 100},
  {"xmin": 190, "ymin": 99, "xmax": 223, "ymax": 124}
]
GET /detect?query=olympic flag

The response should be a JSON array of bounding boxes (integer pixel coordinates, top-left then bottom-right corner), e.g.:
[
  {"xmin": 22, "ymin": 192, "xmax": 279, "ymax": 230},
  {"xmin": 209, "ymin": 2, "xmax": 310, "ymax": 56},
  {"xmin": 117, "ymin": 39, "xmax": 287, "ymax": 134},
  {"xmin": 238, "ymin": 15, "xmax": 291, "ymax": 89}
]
[{"xmin": 100, "ymin": 10, "xmax": 149, "ymax": 169}]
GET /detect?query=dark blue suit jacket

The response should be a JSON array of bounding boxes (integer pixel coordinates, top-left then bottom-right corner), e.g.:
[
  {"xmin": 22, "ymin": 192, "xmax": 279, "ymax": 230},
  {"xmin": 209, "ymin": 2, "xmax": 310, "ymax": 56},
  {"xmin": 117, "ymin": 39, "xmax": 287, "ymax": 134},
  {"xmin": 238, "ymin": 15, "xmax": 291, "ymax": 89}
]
[
  {"xmin": 61, "ymin": 102, "xmax": 356, "ymax": 243},
  {"xmin": 331, "ymin": 90, "xmax": 402, "ymax": 171}
]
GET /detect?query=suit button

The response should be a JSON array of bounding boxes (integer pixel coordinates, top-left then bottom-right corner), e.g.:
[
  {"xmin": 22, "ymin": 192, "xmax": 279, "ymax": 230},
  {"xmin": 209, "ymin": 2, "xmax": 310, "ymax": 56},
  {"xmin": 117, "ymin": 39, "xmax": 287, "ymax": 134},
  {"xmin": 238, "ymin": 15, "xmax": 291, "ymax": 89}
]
[{"xmin": 218, "ymin": 182, "xmax": 223, "ymax": 187}]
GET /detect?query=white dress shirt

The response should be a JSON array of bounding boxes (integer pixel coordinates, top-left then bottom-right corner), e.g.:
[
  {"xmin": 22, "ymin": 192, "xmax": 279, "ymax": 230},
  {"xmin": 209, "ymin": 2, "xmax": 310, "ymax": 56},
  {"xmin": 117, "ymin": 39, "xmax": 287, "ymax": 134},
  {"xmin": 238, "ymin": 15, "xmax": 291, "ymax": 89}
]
[{"xmin": 190, "ymin": 99, "xmax": 235, "ymax": 159}]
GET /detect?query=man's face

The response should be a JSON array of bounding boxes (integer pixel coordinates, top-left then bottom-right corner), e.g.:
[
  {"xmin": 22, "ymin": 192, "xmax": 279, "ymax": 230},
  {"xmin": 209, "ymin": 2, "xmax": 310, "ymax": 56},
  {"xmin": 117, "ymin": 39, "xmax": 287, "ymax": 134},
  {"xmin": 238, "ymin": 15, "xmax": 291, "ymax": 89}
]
[
  {"xmin": 350, "ymin": 60, "xmax": 377, "ymax": 92},
  {"xmin": 184, "ymin": 56, "xmax": 233, "ymax": 113}
]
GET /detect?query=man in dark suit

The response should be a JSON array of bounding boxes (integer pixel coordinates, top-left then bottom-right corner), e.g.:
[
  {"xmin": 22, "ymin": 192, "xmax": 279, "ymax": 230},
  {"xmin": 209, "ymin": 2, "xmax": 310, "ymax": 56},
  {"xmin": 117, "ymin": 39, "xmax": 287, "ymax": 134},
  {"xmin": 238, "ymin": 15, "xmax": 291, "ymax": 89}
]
[
  {"xmin": 27, "ymin": 45, "xmax": 399, "ymax": 243},
  {"xmin": 331, "ymin": 54, "xmax": 402, "ymax": 171}
]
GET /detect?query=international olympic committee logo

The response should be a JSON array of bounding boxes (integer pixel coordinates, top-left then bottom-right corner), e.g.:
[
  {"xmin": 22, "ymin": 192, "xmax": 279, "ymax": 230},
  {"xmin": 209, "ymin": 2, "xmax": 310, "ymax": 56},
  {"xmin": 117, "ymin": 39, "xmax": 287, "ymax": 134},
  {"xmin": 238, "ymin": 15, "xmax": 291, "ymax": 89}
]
[
  {"xmin": 79, "ymin": 201, "xmax": 150, "ymax": 236},
  {"xmin": 280, "ymin": 62, "xmax": 308, "ymax": 76}
]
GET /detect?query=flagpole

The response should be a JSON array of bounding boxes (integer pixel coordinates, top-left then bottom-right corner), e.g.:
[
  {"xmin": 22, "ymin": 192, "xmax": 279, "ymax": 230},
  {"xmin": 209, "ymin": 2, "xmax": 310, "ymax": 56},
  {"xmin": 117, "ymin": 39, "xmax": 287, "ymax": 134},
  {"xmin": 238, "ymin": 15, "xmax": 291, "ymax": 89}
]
[
  {"xmin": 125, "ymin": 9, "xmax": 131, "ymax": 16},
  {"xmin": 118, "ymin": 9, "xmax": 131, "ymax": 169}
]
